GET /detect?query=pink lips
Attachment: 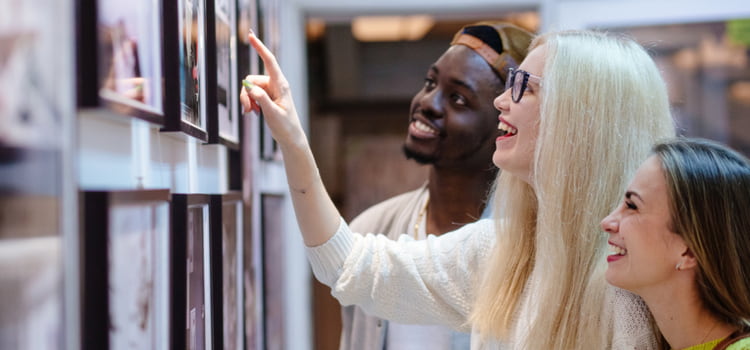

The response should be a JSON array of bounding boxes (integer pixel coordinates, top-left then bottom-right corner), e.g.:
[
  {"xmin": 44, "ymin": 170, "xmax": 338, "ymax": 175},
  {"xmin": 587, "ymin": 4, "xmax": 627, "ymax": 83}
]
[
  {"xmin": 607, "ymin": 241, "xmax": 625, "ymax": 263},
  {"xmin": 496, "ymin": 117, "xmax": 517, "ymax": 141}
]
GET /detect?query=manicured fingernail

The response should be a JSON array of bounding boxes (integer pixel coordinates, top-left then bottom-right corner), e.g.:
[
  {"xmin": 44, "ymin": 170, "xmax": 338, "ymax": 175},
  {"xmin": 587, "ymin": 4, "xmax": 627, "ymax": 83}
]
[
  {"xmin": 242, "ymin": 79, "xmax": 254, "ymax": 90},
  {"xmin": 248, "ymin": 29, "xmax": 255, "ymax": 37}
]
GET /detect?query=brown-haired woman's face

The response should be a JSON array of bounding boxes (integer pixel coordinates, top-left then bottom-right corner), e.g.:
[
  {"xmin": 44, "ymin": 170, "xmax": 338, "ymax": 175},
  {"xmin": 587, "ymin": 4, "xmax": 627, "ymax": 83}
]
[{"xmin": 600, "ymin": 156, "xmax": 690, "ymax": 295}]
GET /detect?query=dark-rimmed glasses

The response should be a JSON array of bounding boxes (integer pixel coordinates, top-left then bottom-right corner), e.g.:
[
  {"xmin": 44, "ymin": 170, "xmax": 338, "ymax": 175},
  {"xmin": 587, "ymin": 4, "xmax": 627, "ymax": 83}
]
[{"xmin": 505, "ymin": 67, "xmax": 542, "ymax": 103}]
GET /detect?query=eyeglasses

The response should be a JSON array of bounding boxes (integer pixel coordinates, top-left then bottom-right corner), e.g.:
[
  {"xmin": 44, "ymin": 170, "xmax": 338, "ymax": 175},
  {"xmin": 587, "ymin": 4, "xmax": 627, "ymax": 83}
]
[{"xmin": 505, "ymin": 68, "xmax": 542, "ymax": 103}]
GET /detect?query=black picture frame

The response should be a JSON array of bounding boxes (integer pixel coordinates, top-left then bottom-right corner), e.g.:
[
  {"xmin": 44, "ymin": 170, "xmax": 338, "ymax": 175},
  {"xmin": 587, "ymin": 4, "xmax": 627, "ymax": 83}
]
[
  {"xmin": 208, "ymin": 192, "xmax": 243, "ymax": 350},
  {"xmin": 76, "ymin": 0, "xmax": 166, "ymax": 125},
  {"xmin": 162, "ymin": 0, "xmax": 209, "ymax": 141},
  {"xmin": 171, "ymin": 193, "xmax": 213, "ymax": 350},
  {"xmin": 255, "ymin": 0, "xmax": 279, "ymax": 161},
  {"xmin": 82, "ymin": 189, "xmax": 171, "ymax": 350},
  {"xmin": 241, "ymin": 188, "xmax": 262, "ymax": 350},
  {"xmin": 232, "ymin": 0, "xmax": 258, "ymax": 195},
  {"xmin": 206, "ymin": 0, "xmax": 240, "ymax": 149},
  {"xmin": 260, "ymin": 194, "xmax": 285, "ymax": 349}
]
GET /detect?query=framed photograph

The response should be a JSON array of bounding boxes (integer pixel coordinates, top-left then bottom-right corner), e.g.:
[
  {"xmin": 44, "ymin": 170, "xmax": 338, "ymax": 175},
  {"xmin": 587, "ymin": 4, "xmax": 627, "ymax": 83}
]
[
  {"xmin": 206, "ymin": 0, "xmax": 240, "ymax": 149},
  {"xmin": 0, "ymin": 195, "xmax": 63, "ymax": 349},
  {"xmin": 172, "ymin": 194, "xmax": 213, "ymax": 350},
  {"xmin": 208, "ymin": 192, "xmax": 243, "ymax": 350},
  {"xmin": 241, "ymin": 188, "xmax": 262, "ymax": 349},
  {"xmin": 255, "ymin": 0, "xmax": 279, "ymax": 161},
  {"xmin": 1, "ymin": 0, "xmax": 72, "ymax": 150},
  {"xmin": 81, "ymin": 189, "xmax": 171, "ymax": 350},
  {"xmin": 163, "ymin": 0, "xmax": 209, "ymax": 141},
  {"xmin": 76, "ymin": 0, "xmax": 165, "ymax": 124},
  {"xmin": 234, "ymin": 0, "xmax": 258, "ymax": 196},
  {"xmin": 236, "ymin": 0, "xmax": 259, "ymax": 80},
  {"xmin": 261, "ymin": 194, "xmax": 285, "ymax": 349}
]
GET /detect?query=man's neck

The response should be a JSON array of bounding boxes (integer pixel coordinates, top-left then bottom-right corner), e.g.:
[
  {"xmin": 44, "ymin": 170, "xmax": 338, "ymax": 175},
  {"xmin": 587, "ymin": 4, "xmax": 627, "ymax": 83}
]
[{"xmin": 424, "ymin": 165, "xmax": 497, "ymax": 235}]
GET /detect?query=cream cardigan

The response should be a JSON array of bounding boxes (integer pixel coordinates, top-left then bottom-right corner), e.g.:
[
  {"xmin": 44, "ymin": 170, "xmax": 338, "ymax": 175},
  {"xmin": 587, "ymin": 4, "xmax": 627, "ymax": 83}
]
[{"xmin": 307, "ymin": 218, "xmax": 657, "ymax": 349}]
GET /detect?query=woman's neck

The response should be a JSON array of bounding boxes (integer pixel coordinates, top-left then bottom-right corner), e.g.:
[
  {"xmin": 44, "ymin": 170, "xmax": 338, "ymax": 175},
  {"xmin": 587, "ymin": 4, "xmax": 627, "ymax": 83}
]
[{"xmin": 640, "ymin": 284, "xmax": 735, "ymax": 349}]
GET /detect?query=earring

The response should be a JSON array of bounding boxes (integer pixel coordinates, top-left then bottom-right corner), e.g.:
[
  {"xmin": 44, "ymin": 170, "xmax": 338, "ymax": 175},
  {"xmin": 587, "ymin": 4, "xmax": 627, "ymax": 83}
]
[{"xmin": 675, "ymin": 262, "xmax": 682, "ymax": 271}]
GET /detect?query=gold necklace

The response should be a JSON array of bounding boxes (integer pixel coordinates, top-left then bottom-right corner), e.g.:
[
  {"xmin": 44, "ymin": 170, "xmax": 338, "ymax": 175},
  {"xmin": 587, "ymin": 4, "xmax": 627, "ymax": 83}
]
[{"xmin": 413, "ymin": 199, "xmax": 429, "ymax": 239}]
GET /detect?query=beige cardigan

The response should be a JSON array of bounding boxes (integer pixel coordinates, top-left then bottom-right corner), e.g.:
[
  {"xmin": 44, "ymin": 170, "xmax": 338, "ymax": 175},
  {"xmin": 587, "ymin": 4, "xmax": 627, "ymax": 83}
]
[{"xmin": 307, "ymin": 218, "xmax": 658, "ymax": 350}]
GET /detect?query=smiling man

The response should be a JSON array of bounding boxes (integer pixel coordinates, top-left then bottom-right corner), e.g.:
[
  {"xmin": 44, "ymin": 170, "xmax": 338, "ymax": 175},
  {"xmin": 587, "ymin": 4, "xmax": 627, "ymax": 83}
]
[{"xmin": 339, "ymin": 22, "xmax": 534, "ymax": 350}]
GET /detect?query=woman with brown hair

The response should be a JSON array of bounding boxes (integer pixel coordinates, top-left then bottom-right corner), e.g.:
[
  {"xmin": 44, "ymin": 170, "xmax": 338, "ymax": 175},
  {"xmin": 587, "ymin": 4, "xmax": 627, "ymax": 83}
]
[{"xmin": 602, "ymin": 138, "xmax": 750, "ymax": 350}]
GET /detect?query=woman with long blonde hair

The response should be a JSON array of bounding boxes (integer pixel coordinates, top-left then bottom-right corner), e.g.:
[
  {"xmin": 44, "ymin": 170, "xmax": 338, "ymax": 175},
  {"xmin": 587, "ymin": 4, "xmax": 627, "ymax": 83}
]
[{"xmin": 240, "ymin": 29, "xmax": 675, "ymax": 349}]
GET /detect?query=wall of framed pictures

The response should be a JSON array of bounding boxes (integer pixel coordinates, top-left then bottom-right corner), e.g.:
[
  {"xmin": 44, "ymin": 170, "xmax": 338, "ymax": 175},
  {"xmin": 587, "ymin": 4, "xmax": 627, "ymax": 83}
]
[
  {"xmin": 72, "ymin": 0, "xmax": 294, "ymax": 347},
  {"xmin": 0, "ymin": 0, "xmax": 303, "ymax": 347}
]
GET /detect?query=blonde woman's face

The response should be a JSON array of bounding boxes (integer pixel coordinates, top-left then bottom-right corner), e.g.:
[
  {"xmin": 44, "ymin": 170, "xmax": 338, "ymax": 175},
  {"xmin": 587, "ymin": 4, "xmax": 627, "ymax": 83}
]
[
  {"xmin": 601, "ymin": 156, "xmax": 689, "ymax": 295},
  {"xmin": 491, "ymin": 45, "xmax": 544, "ymax": 183}
]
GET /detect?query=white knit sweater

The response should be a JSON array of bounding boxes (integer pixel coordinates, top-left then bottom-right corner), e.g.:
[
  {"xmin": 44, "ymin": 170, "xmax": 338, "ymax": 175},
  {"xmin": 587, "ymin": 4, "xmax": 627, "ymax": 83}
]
[{"xmin": 306, "ymin": 218, "xmax": 657, "ymax": 350}]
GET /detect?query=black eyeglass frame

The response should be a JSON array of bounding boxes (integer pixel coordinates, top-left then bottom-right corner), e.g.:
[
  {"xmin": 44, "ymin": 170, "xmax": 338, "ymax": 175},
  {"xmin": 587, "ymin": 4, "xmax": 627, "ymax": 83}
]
[{"xmin": 505, "ymin": 67, "xmax": 542, "ymax": 103}]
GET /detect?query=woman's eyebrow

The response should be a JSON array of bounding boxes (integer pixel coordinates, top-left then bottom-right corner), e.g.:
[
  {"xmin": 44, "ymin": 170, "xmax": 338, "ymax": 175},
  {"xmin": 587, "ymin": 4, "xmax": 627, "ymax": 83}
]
[{"xmin": 625, "ymin": 190, "xmax": 643, "ymax": 203}]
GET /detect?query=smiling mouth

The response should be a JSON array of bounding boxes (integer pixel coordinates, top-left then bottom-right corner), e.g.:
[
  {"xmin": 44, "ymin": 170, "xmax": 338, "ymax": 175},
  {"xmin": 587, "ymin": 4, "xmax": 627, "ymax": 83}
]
[
  {"xmin": 411, "ymin": 119, "xmax": 438, "ymax": 136},
  {"xmin": 498, "ymin": 120, "xmax": 517, "ymax": 137},
  {"xmin": 608, "ymin": 243, "xmax": 627, "ymax": 256}
]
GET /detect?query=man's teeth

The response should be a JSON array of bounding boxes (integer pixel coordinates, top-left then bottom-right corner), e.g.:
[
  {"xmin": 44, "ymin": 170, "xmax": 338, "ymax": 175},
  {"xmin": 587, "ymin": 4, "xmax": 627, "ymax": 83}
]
[
  {"xmin": 609, "ymin": 244, "xmax": 627, "ymax": 256},
  {"xmin": 414, "ymin": 120, "xmax": 437, "ymax": 135},
  {"xmin": 497, "ymin": 120, "xmax": 517, "ymax": 136}
]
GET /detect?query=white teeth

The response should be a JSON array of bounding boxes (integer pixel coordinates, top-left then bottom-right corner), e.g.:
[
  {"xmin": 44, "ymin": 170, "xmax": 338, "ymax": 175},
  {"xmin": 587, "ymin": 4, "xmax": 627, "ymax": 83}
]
[
  {"xmin": 609, "ymin": 244, "xmax": 626, "ymax": 256},
  {"xmin": 497, "ymin": 120, "xmax": 517, "ymax": 135},
  {"xmin": 414, "ymin": 120, "xmax": 437, "ymax": 135}
]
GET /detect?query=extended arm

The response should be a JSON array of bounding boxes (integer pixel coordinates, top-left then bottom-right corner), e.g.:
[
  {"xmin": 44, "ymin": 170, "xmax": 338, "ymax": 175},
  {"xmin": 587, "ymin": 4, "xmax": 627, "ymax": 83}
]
[
  {"xmin": 238, "ymin": 33, "xmax": 495, "ymax": 331},
  {"xmin": 239, "ymin": 31, "xmax": 339, "ymax": 247}
]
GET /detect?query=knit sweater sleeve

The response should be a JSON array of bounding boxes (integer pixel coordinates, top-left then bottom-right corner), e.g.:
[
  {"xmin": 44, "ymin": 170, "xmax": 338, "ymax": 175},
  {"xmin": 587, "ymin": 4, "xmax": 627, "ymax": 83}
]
[
  {"xmin": 306, "ymin": 217, "xmax": 496, "ymax": 332},
  {"xmin": 610, "ymin": 286, "xmax": 659, "ymax": 350}
]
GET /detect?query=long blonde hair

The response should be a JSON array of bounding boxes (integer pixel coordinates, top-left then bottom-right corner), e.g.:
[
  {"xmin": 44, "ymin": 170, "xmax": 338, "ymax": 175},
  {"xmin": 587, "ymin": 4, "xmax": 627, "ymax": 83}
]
[{"xmin": 470, "ymin": 30, "xmax": 676, "ymax": 348}]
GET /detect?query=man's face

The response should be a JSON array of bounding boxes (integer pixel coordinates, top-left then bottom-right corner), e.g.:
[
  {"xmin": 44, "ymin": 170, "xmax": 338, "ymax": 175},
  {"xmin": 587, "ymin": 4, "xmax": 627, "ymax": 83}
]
[{"xmin": 404, "ymin": 45, "xmax": 503, "ymax": 170}]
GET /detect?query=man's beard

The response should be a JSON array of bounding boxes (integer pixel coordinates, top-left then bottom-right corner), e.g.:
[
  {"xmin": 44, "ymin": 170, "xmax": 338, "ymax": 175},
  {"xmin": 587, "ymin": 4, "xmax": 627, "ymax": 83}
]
[{"xmin": 402, "ymin": 145, "xmax": 436, "ymax": 165}]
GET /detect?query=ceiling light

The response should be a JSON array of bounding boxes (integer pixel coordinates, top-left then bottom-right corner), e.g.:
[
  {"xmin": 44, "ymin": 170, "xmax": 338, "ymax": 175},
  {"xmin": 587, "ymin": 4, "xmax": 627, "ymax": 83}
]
[{"xmin": 351, "ymin": 15, "xmax": 435, "ymax": 42}]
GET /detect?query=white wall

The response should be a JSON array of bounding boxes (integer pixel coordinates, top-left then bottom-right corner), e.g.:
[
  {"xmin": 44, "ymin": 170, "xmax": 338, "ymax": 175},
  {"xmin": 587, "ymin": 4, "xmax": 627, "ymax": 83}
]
[{"xmin": 78, "ymin": 111, "xmax": 227, "ymax": 193}]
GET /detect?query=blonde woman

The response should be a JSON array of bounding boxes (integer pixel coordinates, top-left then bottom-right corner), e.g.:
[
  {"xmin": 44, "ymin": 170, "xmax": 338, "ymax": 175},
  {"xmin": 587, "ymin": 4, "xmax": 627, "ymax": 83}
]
[
  {"xmin": 602, "ymin": 138, "xmax": 750, "ymax": 350},
  {"xmin": 240, "ymin": 29, "xmax": 675, "ymax": 349}
]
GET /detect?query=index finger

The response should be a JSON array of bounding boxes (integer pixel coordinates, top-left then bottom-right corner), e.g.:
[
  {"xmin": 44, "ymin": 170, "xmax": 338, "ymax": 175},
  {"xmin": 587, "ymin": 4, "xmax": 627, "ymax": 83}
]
[{"xmin": 247, "ymin": 31, "xmax": 283, "ymax": 82}]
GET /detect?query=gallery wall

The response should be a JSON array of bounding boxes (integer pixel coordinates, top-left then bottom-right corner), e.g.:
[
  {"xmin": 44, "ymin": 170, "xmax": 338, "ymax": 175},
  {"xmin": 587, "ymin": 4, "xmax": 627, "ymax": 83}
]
[{"xmin": 1, "ymin": 0, "xmax": 301, "ymax": 348}]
